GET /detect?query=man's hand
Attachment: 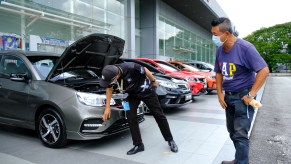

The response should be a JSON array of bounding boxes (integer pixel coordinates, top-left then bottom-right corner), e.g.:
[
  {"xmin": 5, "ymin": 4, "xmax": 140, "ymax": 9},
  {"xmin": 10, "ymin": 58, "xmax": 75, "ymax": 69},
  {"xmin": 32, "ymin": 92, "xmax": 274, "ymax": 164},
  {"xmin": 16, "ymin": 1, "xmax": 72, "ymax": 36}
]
[
  {"xmin": 152, "ymin": 81, "xmax": 158, "ymax": 88},
  {"xmin": 218, "ymin": 93, "xmax": 227, "ymax": 109},
  {"xmin": 102, "ymin": 108, "xmax": 111, "ymax": 121},
  {"xmin": 241, "ymin": 95, "xmax": 253, "ymax": 105}
]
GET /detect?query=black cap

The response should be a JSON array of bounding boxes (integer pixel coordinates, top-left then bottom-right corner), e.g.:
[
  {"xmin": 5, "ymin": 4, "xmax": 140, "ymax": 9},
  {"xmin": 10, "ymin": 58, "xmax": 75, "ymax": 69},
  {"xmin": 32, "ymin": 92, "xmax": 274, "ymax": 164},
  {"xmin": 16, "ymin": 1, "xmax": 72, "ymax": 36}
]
[{"xmin": 100, "ymin": 65, "xmax": 119, "ymax": 88}]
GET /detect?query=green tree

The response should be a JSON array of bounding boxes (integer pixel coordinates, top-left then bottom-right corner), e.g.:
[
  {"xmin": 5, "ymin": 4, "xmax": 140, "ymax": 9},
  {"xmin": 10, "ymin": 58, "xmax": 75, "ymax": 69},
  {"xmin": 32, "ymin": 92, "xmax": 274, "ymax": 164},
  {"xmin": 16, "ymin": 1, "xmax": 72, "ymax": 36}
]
[{"xmin": 244, "ymin": 22, "xmax": 291, "ymax": 72}]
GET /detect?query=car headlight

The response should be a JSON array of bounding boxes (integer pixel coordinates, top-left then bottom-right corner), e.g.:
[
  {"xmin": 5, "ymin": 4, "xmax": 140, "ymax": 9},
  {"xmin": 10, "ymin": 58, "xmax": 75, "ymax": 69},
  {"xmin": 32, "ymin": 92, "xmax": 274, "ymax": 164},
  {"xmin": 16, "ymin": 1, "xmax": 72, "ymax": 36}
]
[
  {"xmin": 157, "ymin": 80, "xmax": 179, "ymax": 89},
  {"xmin": 186, "ymin": 77, "xmax": 198, "ymax": 82},
  {"xmin": 76, "ymin": 92, "xmax": 115, "ymax": 106}
]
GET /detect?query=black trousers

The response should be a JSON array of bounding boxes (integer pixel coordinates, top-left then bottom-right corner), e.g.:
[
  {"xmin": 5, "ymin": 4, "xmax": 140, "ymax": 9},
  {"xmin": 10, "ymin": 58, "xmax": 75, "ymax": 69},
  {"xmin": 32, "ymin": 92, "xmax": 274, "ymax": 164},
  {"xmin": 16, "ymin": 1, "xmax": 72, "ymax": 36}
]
[{"xmin": 126, "ymin": 91, "xmax": 173, "ymax": 145}]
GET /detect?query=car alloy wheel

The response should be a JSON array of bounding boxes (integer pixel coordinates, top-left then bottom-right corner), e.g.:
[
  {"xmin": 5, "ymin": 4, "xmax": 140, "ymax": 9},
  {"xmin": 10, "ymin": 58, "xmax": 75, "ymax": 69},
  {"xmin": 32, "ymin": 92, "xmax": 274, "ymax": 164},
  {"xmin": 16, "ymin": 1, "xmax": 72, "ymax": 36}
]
[{"xmin": 37, "ymin": 108, "xmax": 67, "ymax": 148}]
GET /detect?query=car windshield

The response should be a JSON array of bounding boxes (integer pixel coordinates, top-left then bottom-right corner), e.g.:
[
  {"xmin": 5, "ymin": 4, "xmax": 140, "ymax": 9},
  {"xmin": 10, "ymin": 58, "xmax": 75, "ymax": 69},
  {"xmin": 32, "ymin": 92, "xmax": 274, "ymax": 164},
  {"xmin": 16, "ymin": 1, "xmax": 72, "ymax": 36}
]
[
  {"xmin": 155, "ymin": 61, "xmax": 180, "ymax": 72},
  {"xmin": 27, "ymin": 56, "xmax": 100, "ymax": 80},
  {"xmin": 205, "ymin": 63, "xmax": 214, "ymax": 69},
  {"xmin": 27, "ymin": 56, "xmax": 58, "ymax": 80},
  {"xmin": 183, "ymin": 64, "xmax": 200, "ymax": 71}
]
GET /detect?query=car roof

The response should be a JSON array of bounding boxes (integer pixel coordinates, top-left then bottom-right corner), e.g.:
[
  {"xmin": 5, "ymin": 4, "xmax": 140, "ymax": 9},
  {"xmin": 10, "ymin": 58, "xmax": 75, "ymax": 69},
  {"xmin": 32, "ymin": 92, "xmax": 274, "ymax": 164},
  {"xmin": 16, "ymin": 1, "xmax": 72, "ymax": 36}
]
[
  {"xmin": 185, "ymin": 61, "xmax": 207, "ymax": 64},
  {"xmin": 0, "ymin": 50, "xmax": 60, "ymax": 57}
]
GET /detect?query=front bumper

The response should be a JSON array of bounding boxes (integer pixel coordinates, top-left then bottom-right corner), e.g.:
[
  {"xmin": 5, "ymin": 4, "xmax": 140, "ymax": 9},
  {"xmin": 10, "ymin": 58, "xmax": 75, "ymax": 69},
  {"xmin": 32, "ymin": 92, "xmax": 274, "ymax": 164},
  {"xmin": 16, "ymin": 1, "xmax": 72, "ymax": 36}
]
[
  {"xmin": 159, "ymin": 93, "xmax": 192, "ymax": 108},
  {"xmin": 68, "ymin": 113, "xmax": 145, "ymax": 140},
  {"xmin": 63, "ymin": 98, "xmax": 145, "ymax": 140}
]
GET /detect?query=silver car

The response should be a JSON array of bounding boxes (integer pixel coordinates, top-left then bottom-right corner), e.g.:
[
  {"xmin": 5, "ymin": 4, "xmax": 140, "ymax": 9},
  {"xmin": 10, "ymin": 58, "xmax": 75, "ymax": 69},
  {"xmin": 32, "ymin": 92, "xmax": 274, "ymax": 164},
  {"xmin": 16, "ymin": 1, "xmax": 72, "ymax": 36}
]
[{"xmin": 0, "ymin": 34, "xmax": 144, "ymax": 148}]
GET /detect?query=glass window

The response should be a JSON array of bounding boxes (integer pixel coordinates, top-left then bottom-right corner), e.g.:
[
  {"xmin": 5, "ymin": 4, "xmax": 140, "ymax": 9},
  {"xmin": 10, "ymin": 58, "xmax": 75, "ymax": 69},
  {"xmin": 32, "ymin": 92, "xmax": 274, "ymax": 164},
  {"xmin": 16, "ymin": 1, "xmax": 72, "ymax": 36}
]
[
  {"xmin": 93, "ymin": 0, "xmax": 105, "ymax": 9},
  {"xmin": 158, "ymin": 16, "xmax": 215, "ymax": 63},
  {"xmin": 107, "ymin": 13, "xmax": 123, "ymax": 38},
  {"xmin": 176, "ymin": 25, "xmax": 184, "ymax": 39},
  {"xmin": 92, "ymin": 7, "xmax": 105, "ymax": 22},
  {"xmin": 165, "ymin": 20, "xmax": 175, "ymax": 37},
  {"xmin": 158, "ymin": 18, "xmax": 165, "ymax": 32},
  {"xmin": 107, "ymin": 0, "xmax": 122, "ymax": 15},
  {"xmin": 0, "ymin": 55, "xmax": 30, "ymax": 77},
  {"xmin": 159, "ymin": 31, "xmax": 165, "ymax": 56}
]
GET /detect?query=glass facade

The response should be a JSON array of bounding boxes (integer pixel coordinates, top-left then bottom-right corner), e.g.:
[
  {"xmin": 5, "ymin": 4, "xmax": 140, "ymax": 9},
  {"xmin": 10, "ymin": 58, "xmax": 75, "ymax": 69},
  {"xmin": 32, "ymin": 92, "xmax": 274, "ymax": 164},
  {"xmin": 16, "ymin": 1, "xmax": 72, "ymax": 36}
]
[
  {"xmin": 0, "ymin": 0, "xmax": 127, "ymax": 53},
  {"xmin": 0, "ymin": 0, "xmax": 217, "ymax": 63},
  {"xmin": 158, "ymin": 16, "xmax": 215, "ymax": 64}
]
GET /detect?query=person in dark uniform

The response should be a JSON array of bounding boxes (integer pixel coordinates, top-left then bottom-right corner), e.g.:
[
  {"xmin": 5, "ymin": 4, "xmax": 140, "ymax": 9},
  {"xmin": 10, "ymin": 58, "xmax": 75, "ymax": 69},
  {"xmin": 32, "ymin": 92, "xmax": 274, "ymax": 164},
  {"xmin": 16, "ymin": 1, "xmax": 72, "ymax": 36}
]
[{"xmin": 100, "ymin": 62, "xmax": 178, "ymax": 155}]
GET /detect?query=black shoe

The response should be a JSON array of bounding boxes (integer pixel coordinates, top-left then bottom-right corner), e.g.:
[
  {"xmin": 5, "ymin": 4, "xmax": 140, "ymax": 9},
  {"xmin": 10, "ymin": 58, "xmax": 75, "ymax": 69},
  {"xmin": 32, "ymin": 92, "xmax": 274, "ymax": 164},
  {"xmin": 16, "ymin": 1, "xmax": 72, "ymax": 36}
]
[
  {"xmin": 221, "ymin": 160, "xmax": 235, "ymax": 164},
  {"xmin": 168, "ymin": 140, "xmax": 178, "ymax": 153},
  {"xmin": 127, "ymin": 144, "xmax": 144, "ymax": 155}
]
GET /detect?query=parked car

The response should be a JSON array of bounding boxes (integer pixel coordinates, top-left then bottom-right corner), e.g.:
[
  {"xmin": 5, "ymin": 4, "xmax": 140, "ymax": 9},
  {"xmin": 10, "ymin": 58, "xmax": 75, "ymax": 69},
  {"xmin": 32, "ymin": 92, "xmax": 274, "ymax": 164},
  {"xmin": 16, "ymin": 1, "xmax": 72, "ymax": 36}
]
[
  {"xmin": 185, "ymin": 61, "xmax": 214, "ymax": 72},
  {"xmin": 118, "ymin": 58, "xmax": 192, "ymax": 113},
  {"xmin": 168, "ymin": 61, "xmax": 216, "ymax": 93},
  {"xmin": 136, "ymin": 58, "xmax": 206, "ymax": 98},
  {"xmin": 0, "ymin": 34, "xmax": 144, "ymax": 148}
]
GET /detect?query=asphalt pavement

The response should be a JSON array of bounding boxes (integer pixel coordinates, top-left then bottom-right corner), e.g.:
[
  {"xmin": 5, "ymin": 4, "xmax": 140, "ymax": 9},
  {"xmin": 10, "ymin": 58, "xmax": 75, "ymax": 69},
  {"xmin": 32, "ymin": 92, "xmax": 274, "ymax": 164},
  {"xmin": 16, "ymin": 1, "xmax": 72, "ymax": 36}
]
[{"xmin": 249, "ymin": 75, "xmax": 291, "ymax": 164}]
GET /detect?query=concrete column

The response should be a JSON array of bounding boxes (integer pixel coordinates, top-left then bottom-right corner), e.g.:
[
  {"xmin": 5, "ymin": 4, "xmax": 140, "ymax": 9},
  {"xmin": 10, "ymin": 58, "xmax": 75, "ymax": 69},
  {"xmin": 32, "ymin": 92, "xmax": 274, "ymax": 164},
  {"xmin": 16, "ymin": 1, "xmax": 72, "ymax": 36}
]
[
  {"xmin": 126, "ymin": 0, "xmax": 136, "ymax": 58},
  {"xmin": 140, "ymin": 0, "xmax": 159, "ymax": 59}
]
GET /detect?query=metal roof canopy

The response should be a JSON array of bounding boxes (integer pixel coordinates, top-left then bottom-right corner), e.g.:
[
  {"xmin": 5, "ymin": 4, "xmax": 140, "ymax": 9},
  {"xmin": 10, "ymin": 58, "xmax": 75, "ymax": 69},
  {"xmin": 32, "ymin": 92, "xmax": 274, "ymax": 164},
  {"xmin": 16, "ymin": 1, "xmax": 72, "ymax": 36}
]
[{"xmin": 162, "ymin": 0, "xmax": 219, "ymax": 31}]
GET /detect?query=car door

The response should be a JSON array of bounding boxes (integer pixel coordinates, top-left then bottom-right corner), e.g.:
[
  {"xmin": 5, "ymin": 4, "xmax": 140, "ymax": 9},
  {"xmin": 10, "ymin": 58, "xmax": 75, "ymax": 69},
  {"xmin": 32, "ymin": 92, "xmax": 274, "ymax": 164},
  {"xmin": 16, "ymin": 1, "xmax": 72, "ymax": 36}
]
[{"xmin": 0, "ymin": 54, "xmax": 32, "ymax": 125}]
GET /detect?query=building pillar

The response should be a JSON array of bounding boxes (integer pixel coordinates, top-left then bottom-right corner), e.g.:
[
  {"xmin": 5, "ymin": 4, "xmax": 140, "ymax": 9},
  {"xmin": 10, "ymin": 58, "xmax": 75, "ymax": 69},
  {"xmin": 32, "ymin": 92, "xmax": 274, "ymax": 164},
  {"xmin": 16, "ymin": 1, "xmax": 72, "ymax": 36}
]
[
  {"xmin": 140, "ymin": 0, "xmax": 159, "ymax": 59},
  {"xmin": 126, "ymin": 0, "xmax": 136, "ymax": 58}
]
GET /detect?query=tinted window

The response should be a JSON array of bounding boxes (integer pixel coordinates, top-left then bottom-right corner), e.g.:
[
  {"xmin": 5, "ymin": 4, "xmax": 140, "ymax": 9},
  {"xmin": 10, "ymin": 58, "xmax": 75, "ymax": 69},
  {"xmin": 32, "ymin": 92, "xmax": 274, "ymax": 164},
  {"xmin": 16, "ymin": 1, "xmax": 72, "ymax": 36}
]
[{"xmin": 0, "ymin": 55, "xmax": 30, "ymax": 78}]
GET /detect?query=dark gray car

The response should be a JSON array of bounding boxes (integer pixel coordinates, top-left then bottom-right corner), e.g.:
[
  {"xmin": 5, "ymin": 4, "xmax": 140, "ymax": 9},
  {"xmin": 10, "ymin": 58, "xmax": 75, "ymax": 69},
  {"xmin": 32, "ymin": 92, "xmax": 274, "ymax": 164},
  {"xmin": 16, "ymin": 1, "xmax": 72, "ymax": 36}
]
[
  {"xmin": 0, "ymin": 34, "xmax": 144, "ymax": 148},
  {"xmin": 118, "ymin": 58, "xmax": 192, "ymax": 114}
]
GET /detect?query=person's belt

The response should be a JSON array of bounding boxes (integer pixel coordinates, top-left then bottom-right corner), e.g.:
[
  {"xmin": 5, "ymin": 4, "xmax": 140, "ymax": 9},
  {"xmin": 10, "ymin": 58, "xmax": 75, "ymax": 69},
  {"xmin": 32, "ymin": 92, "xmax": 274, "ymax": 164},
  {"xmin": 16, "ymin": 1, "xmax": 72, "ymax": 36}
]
[{"xmin": 225, "ymin": 87, "xmax": 252, "ymax": 96}]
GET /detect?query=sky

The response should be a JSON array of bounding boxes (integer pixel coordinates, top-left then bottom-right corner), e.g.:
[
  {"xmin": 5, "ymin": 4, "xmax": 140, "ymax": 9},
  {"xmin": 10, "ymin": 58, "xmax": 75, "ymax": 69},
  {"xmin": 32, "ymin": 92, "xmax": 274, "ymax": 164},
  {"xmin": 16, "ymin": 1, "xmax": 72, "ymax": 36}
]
[{"xmin": 215, "ymin": 0, "xmax": 291, "ymax": 38}]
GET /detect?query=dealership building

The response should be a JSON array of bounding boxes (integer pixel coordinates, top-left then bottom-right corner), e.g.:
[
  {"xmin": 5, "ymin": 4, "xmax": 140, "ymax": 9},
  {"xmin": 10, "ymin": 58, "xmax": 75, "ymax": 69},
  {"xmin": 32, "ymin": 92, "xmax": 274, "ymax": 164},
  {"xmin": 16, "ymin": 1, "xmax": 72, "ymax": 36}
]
[{"xmin": 0, "ymin": 0, "xmax": 227, "ymax": 64}]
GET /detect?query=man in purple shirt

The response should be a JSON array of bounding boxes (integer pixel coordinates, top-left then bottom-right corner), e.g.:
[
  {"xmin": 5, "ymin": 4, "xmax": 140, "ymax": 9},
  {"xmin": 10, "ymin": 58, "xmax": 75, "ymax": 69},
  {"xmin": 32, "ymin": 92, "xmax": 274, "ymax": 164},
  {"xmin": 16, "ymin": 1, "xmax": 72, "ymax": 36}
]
[{"xmin": 211, "ymin": 17, "xmax": 269, "ymax": 164}]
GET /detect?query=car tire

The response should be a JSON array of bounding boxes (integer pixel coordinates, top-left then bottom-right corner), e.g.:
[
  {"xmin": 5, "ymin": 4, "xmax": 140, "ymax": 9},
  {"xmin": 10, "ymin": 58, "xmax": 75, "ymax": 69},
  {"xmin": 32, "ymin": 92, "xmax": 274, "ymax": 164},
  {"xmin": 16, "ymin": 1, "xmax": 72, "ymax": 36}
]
[
  {"xmin": 36, "ymin": 108, "xmax": 67, "ymax": 148},
  {"xmin": 206, "ymin": 89, "xmax": 213, "ymax": 94}
]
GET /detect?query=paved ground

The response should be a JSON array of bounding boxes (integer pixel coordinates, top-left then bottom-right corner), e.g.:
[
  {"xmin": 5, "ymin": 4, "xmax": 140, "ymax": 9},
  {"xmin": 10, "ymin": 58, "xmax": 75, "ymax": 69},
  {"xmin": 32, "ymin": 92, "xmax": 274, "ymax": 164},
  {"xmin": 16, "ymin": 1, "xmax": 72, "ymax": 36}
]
[
  {"xmin": 1, "ymin": 75, "xmax": 282, "ymax": 164},
  {"xmin": 249, "ymin": 76, "xmax": 291, "ymax": 164}
]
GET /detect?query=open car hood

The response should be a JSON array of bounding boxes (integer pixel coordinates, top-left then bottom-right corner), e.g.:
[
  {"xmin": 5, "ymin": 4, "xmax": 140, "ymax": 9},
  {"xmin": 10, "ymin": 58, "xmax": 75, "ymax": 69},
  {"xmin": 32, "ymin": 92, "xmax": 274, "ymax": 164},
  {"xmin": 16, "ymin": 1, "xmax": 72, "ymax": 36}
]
[{"xmin": 46, "ymin": 33, "xmax": 125, "ymax": 80}]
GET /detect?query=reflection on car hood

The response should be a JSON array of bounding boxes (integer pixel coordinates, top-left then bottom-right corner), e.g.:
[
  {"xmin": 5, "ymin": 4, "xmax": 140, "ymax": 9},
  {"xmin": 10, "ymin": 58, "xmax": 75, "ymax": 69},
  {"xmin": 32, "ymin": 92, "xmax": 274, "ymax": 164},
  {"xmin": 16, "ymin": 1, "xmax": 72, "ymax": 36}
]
[
  {"xmin": 46, "ymin": 33, "xmax": 125, "ymax": 80},
  {"xmin": 154, "ymin": 73, "xmax": 187, "ymax": 84}
]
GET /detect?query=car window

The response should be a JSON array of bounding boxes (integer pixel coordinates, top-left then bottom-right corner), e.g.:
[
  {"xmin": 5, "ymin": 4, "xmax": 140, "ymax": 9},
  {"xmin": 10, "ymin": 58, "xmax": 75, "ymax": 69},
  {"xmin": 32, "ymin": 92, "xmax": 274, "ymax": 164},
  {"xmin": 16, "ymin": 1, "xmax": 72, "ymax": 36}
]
[
  {"xmin": 0, "ymin": 55, "xmax": 30, "ymax": 78},
  {"xmin": 172, "ymin": 64, "xmax": 183, "ymax": 70},
  {"xmin": 183, "ymin": 64, "xmax": 200, "ymax": 71},
  {"xmin": 26, "ymin": 56, "xmax": 59, "ymax": 80},
  {"xmin": 32, "ymin": 59, "xmax": 55, "ymax": 79}
]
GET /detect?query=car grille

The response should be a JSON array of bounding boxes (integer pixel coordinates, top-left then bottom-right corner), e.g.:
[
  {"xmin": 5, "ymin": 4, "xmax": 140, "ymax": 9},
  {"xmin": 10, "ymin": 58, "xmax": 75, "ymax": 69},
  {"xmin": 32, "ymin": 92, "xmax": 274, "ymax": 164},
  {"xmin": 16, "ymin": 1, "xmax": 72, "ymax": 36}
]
[
  {"xmin": 101, "ymin": 114, "xmax": 144, "ymax": 135},
  {"xmin": 80, "ymin": 114, "xmax": 144, "ymax": 135},
  {"xmin": 161, "ymin": 94, "xmax": 191, "ymax": 105}
]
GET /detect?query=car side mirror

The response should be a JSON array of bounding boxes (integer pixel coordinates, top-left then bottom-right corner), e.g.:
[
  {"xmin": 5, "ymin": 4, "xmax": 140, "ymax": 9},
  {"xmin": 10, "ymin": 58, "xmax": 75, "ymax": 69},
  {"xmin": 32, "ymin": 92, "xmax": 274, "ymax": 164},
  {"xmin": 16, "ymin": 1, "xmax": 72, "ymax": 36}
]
[{"xmin": 10, "ymin": 73, "xmax": 30, "ymax": 82}]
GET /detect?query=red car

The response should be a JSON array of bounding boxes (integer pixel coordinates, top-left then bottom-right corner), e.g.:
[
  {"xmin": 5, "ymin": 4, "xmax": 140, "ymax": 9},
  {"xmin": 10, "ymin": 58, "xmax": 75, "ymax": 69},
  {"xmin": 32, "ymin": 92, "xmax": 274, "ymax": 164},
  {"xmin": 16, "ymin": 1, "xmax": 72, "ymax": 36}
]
[
  {"xmin": 168, "ymin": 61, "xmax": 216, "ymax": 93},
  {"xmin": 136, "ymin": 58, "xmax": 206, "ymax": 97}
]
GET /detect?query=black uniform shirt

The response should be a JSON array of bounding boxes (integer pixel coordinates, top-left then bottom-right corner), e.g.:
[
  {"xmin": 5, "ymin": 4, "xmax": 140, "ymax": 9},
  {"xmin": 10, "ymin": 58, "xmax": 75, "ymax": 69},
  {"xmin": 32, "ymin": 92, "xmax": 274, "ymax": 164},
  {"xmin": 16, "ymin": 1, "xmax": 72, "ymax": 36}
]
[{"xmin": 115, "ymin": 62, "xmax": 154, "ymax": 94}]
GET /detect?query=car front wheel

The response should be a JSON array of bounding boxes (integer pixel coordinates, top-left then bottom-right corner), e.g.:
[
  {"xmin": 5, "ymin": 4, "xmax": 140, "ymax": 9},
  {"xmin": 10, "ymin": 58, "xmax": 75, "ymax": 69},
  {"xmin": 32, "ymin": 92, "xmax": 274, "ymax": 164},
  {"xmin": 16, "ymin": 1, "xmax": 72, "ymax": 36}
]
[{"xmin": 36, "ymin": 108, "xmax": 67, "ymax": 148}]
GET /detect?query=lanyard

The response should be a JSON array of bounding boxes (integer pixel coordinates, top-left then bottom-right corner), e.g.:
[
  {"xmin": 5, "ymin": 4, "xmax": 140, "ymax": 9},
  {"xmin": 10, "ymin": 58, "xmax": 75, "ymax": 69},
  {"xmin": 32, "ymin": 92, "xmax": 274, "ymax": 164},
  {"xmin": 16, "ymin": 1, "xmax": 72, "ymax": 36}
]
[{"xmin": 116, "ymin": 79, "xmax": 124, "ymax": 93}]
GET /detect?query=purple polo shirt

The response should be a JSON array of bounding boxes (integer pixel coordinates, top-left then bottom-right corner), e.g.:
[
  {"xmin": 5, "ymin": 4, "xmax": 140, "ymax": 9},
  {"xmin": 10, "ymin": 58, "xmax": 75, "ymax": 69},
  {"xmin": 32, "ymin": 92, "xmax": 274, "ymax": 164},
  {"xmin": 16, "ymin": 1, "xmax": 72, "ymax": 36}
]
[{"xmin": 214, "ymin": 38, "xmax": 267, "ymax": 92}]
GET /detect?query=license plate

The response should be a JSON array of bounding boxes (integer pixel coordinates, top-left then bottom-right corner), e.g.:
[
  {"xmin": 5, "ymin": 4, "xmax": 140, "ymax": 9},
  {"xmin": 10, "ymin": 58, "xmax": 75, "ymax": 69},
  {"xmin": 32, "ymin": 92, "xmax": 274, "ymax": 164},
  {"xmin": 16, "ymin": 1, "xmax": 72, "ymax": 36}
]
[{"xmin": 185, "ymin": 94, "xmax": 192, "ymax": 101}]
